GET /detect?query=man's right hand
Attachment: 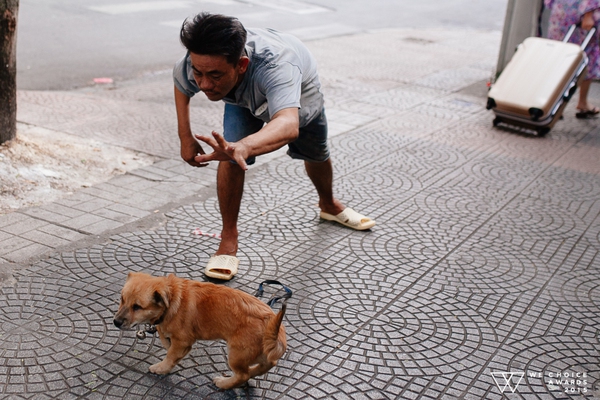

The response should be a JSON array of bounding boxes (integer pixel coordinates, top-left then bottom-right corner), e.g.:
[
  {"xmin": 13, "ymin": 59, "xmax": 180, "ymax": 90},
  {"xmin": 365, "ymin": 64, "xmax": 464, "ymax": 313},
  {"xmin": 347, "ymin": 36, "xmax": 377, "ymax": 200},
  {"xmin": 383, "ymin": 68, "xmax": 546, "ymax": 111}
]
[
  {"xmin": 174, "ymin": 86, "xmax": 209, "ymax": 167},
  {"xmin": 181, "ymin": 137, "xmax": 209, "ymax": 167}
]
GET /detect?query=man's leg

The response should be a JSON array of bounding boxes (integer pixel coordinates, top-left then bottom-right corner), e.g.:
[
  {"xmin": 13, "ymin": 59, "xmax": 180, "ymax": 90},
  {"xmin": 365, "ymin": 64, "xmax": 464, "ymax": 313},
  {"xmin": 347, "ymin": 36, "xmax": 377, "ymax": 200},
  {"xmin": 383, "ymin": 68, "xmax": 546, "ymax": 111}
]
[
  {"xmin": 215, "ymin": 160, "xmax": 245, "ymax": 257},
  {"xmin": 204, "ymin": 105, "xmax": 262, "ymax": 279},
  {"xmin": 304, "ymin": 158, "xmax": 345, "ymax": 216},
  {"xmin": 304, "ymin": 159, "xmax": 375, "ymax": 230},
  {"xmin": 292, "ymin": 109, "xmax": 375, "ymax": 230},
  {"xmin": 214, "ymin": 104, "xmax": 262, "ymax": 258}
]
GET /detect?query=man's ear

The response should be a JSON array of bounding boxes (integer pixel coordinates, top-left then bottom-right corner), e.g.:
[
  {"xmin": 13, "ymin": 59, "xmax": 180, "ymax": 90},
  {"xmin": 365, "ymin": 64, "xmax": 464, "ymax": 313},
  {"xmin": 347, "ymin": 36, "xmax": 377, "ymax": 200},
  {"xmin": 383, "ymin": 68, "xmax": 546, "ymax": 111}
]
[{"xmin": 237, "ymin": 56, "xmax": 250, "ymax": 74}]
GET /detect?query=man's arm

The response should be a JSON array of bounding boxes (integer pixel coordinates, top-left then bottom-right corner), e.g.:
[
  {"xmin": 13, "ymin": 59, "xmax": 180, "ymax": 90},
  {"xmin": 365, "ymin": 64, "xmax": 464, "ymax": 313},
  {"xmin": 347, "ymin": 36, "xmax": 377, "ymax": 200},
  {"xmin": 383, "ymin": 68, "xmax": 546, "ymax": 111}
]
[
  {"xmin": 174, "ymin": 86, "xmax": 207, "ymax": 167},
  {"xmin": 194, "ymin": 107, "xmax": 299, "ymax": 170}
]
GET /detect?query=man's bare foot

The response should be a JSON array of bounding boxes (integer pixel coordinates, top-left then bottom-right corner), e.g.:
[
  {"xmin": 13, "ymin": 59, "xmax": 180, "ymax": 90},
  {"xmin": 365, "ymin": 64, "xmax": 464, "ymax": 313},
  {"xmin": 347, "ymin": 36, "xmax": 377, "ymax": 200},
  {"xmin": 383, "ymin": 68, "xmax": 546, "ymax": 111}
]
[
  {"xmin": 215, "ymin": 233, "xmax": 237, "ymax": 257},
  {"xmin": 319, "ymin": 198, "xmax": 345, "ymax": 217}
]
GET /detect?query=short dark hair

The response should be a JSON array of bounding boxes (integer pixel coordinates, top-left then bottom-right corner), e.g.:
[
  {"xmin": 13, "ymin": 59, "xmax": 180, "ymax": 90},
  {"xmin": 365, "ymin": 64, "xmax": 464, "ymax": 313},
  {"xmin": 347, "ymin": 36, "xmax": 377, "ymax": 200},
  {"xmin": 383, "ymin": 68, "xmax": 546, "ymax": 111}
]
[{"xmin": 180, "ymin": 12, "xmax": 247, "ymax": 65}]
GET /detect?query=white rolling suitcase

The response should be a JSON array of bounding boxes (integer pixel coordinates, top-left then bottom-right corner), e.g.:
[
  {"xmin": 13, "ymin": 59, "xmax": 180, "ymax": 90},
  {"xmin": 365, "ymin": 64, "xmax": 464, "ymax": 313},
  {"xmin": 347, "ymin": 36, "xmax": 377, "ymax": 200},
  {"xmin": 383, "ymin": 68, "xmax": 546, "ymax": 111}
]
[{"xmin": 487, "ymin": 25, "xmax": 596, "ymax": 135}]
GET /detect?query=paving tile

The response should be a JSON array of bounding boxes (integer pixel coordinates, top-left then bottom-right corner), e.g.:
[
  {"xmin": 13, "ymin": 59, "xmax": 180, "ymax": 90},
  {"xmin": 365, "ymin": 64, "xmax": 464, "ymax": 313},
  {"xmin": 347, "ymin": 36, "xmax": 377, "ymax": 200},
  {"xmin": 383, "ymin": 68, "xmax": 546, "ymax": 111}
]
[
  {"xmin": 0, "ymin": 212, "xmax": 32, "ymax": 229},
  {"xmin": 79, "ymin": 219, "xmax": 126, "ymax": 235},
  {"xmin": 60, "ymin": 213, "xmax": 107, "ymax": 231},
  {"xmin": 89, "ymin": 208, "xmax": 139, "ymax": 224},
  {"xmin": 0, "ymin": 215, "xmax": 49, "ymax": 236},
  {"xmin": 0, "ymin": 236, "xmax": 38, "ymax": 255},
  {"xmin": 21, "ymin": 229, "xmax": 73, "ymax": 248},
  {"xmin": 104, "ymin": 203, "xmax": 152, "ymax": 219},
  {"xmin": 21, "ymin": 206, "xmax": 77, "ymax": 224},
  {"xmin": 2, "ymin": 241, "xmax": 52, "ymax": 263},
  {"xmin": 70, "ymin": 198, "xmax": 115, "ymax": 213},
  {"xmin": 40, "ymin": 202, "xmax": 88, "ymax": 218}
]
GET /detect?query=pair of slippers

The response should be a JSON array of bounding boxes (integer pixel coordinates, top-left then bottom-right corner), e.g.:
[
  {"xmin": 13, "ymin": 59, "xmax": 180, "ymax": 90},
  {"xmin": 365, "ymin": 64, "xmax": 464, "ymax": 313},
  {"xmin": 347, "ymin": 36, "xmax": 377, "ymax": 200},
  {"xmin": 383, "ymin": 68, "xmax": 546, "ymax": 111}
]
[
  {"xmin": 575, "ymin": 107, "xmax": 600, "ymax": 119},
  {"xmin": 205, "ymin": 208, "xmax": 376, "ymax": 280}
]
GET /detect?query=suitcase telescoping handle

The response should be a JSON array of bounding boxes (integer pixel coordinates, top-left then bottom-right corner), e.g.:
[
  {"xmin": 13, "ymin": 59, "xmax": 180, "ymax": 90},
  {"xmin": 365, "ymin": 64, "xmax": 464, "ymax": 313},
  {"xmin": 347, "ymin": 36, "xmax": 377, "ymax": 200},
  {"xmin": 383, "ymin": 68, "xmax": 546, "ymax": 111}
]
[{"xmin": 563, "ymin": 24, "xmax": 597, "ymax": 50}]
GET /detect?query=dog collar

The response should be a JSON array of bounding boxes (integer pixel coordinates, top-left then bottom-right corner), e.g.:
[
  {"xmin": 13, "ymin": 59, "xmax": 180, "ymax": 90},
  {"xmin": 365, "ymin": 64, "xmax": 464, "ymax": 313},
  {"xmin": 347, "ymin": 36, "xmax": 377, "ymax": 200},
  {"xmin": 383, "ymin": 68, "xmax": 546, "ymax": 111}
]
[
  {"xmin": 152, "ymin": 312, "xmax": 166, "ymax": 326},
  {"xmin": 136, "ymin": 308, "xmax": 167, "ymax": 340}
]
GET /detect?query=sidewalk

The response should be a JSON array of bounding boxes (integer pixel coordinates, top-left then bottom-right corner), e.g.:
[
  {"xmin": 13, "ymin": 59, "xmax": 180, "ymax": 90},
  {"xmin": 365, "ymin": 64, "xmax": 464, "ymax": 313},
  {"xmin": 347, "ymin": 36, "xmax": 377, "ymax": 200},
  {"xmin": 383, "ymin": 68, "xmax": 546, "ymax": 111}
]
[{"xmin": 1, "ymin": 27, "xmax": 599, "ymax": 399}]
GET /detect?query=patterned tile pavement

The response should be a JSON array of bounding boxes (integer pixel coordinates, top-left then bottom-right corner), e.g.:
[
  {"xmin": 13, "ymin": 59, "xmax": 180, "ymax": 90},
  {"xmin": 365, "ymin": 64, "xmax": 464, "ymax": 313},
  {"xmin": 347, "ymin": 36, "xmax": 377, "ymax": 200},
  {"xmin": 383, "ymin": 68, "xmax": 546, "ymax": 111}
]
[{"xmin": 1, "ymin": 27, "xmax": 599, "ymax": 399}]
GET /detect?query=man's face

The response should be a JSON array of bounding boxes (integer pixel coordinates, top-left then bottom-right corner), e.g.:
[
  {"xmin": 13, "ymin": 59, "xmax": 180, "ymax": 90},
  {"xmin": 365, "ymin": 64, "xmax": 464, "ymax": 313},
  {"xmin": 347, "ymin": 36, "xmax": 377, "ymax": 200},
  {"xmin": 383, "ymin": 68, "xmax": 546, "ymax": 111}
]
[{"xmin": 189, "ymin": 53, "xmax": 248, "ymax": 101}]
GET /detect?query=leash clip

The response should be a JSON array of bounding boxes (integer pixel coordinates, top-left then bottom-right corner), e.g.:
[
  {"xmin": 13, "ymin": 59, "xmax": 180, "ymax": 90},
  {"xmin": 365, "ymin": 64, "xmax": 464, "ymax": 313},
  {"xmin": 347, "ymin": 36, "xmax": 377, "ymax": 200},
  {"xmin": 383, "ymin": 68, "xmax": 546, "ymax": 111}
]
[{"xmin": 136, "ymin": 324, "xmax": 157, "ymax": 340}]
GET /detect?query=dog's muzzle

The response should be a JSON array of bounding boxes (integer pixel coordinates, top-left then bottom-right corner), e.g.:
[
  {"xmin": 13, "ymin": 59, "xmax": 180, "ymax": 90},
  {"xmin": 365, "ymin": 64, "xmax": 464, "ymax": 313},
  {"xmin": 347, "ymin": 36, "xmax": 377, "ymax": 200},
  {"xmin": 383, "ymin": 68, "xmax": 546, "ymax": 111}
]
[{"xmin": 113, "ymin": 318, "xmax": 125, "ymax": 329}]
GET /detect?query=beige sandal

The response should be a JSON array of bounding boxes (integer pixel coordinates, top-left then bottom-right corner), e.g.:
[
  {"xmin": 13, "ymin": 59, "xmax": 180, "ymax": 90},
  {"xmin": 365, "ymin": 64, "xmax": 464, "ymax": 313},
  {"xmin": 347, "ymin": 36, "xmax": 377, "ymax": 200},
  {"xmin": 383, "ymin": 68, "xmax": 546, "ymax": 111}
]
[
  {"xmin": 320, "ymin": 207, "xmax": 376, "ymax": 230},
  {"xmin": 204, "ymin": 255, "xmax": 239, "ymax": 280}
]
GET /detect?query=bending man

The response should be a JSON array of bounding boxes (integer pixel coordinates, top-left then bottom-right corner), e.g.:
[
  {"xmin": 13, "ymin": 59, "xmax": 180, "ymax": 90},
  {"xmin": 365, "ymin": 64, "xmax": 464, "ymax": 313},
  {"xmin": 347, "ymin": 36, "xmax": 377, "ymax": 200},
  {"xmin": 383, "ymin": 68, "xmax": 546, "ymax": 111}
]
[{"xmin": 173, "ymin": 13, "xmax": 375, "ymax": 280}]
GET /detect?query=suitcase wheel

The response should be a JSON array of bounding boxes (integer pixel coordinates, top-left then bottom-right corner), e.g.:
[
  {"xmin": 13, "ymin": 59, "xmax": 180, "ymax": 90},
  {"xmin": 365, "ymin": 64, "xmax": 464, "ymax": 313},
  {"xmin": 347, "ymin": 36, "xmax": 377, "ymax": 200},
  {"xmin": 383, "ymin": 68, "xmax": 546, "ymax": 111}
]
[
  {"xmin": 529, "ymin": 108, "xmax": 544, "ymax": 121},
  {"xmin": 538, "ymin": 127, "xmax": 550, "ymax": 136},
  {"xmin": 493, "ymin": 117, "xmax": 502, "ymax": 127}
]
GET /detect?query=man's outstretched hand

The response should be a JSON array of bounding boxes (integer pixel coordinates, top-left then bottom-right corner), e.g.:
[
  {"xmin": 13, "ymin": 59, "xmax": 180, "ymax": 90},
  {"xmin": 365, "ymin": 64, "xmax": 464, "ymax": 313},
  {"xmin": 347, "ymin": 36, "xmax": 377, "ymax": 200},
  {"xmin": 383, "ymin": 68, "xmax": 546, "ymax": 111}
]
[{"xmin": 194, "ymin": 131, "xmax": 249, "ymax": 170}]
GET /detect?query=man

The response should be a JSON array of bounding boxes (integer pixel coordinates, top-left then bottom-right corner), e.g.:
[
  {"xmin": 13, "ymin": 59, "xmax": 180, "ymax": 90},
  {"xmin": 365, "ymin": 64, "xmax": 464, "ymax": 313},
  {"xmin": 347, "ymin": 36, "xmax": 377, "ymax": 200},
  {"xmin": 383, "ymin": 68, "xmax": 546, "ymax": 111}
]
[{"xmin": 173, "ymin": 13, "xmax": 375, "ymax": 280}]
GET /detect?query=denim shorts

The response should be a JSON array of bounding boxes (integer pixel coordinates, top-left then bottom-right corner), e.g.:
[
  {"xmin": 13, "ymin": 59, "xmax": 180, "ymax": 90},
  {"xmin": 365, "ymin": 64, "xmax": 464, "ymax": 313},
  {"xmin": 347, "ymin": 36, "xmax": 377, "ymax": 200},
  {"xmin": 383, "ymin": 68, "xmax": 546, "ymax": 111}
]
[{"xmin": 223, "ymin": 104, "xmax": 330, "ymax": 166}]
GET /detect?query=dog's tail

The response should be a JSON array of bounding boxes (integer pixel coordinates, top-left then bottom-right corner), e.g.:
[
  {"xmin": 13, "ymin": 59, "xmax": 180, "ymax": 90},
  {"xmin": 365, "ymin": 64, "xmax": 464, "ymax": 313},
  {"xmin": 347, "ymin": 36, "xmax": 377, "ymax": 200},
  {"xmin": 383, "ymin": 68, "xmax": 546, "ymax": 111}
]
[{"xmin": 263, "ymin": 303, "xmax": 287, "ymax": 364}]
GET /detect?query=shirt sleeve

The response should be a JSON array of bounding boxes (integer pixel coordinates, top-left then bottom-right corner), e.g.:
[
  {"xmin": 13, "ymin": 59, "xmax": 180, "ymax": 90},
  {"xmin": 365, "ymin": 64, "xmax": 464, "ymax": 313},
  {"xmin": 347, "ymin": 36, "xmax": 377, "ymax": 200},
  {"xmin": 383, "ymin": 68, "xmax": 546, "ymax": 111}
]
[
  {"xmin": 259, "ymin": 62, "xmax": 303, "ymax": 119},
  {"xmin": 173, "ymin": 52, "xmax": 200, "ymax": 98}
]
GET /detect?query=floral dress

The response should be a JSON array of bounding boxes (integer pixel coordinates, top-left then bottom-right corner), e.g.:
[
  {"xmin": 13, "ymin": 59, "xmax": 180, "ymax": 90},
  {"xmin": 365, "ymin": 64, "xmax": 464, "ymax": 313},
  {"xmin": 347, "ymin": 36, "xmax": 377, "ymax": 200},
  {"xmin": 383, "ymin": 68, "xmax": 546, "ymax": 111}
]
[{"xmin": 545, "ymin": 0, "xmax": 600, "ymax": 80}]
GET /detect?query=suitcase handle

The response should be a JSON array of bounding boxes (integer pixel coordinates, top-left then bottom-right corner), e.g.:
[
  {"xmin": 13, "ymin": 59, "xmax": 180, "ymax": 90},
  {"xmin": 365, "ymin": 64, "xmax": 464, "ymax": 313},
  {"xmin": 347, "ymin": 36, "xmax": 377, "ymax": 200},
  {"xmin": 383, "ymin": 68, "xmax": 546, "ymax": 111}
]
[
  {"xmin": 563, "ymin": 24, "xmax": 597, "ymax": 50},
  {"xmin": 580, "ymin": 26, "xmax": 597, "ymax": 50}
]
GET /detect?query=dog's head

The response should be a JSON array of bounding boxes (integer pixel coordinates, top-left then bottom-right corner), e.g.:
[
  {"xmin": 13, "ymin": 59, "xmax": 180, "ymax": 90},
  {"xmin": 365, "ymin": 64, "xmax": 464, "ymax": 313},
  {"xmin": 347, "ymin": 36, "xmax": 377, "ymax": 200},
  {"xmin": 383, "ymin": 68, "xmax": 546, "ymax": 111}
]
[{"xmin": 113, "ymin": 272, "xmax": 170, "ymax": 330}]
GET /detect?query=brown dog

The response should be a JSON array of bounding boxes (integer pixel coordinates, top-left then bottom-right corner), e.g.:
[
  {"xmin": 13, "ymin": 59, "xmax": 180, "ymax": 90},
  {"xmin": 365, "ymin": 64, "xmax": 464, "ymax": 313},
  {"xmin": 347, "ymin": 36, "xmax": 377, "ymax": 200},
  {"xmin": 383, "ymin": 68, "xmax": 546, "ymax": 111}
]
[{"xmin": 113, "ymin": 272, "xmax": 287, "ymax": 389}]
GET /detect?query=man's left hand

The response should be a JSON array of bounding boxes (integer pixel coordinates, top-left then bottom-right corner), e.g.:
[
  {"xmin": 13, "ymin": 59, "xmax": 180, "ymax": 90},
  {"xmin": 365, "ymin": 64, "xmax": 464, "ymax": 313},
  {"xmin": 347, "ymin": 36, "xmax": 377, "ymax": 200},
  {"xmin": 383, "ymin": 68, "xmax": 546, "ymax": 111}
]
[{"xmin": 194, "ymin": 131, "xmax": 249, "ymax": 170}]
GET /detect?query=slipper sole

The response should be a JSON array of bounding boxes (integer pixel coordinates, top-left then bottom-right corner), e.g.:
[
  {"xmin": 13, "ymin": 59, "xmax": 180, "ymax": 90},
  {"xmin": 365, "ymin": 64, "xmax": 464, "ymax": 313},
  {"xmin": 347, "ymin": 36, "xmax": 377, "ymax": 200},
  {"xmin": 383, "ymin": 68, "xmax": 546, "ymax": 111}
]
[{"xmin": 576, "ymin": 108, "xmax": 600, "ymax": 119}]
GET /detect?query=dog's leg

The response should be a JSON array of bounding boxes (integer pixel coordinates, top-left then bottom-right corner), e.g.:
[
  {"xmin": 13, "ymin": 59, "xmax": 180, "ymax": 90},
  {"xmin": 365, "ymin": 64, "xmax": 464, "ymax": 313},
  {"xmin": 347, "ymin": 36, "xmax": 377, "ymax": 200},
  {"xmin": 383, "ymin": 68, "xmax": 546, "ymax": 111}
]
[
  {"xmin": 248, "ymin": 360, "xmax": 275, "ymax": 379},
  {"xmin": 157, "ymin": 331, "xmax": 171, "ymax": 350},
  {"xmin": 213, "ymin": 348, "xmax": 252, "ymax": 389},
  {"xmin": 149, "ymin": 340, "xmax": 192, "ymax": 375},
  {"xmin": 213, "ymin": 370, "xmax": 250, "ymax": 390},
  {"xmin": 245, "ymin": 354, "xmax": 275, "ymax": 379}
]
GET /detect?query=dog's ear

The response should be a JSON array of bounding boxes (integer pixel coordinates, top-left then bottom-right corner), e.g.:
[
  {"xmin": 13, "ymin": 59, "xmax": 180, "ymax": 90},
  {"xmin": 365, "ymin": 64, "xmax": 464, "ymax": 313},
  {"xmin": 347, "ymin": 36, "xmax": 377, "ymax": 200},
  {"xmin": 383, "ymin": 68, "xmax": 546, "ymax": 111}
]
[
  {"xmin": 153, "ymin": 289, "xmax": 170, "ymax": 309},
  {"xmin": 127, "ymin": 272, "xmax": 134, "ymax": 280}
]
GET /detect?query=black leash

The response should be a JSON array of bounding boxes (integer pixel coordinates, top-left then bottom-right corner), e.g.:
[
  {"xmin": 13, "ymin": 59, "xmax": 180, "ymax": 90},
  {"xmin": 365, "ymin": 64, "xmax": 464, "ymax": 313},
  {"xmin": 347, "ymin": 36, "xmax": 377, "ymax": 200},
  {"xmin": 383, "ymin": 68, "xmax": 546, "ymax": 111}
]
[{"xmin": 254, "ymin": 280, "xmax": 292, "ymax": 307}]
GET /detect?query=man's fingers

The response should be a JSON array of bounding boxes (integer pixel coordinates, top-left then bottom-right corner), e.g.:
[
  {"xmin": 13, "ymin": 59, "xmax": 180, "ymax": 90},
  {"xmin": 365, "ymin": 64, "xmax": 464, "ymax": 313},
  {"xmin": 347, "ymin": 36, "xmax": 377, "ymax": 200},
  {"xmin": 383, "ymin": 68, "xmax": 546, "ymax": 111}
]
[
  {"xmin": 211, "ymin": 131, "xmax": 234, "ymax": 152},
  {"xmin": 195, "ymin": 134, "xmax": 218, "ymax": 148},
  {"xmin": 193, "ymin": 131, "xmax": 247, "ymax": 169},
  {"xmin": 195, "ymin": 152, "xmax": 218, "ymax": 163}
]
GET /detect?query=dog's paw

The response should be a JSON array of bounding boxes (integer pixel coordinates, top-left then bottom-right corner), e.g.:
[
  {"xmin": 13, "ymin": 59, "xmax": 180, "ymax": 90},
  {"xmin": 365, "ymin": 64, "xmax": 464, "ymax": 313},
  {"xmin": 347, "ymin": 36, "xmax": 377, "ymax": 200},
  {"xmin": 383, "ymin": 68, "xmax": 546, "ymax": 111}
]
[
  {"xmin": 149, "ymin": 362, "xmax": 173, "ymax": 375},
  {"xmin": 213, "ymin": 375, "xmax": 234, "ymax": 389}
]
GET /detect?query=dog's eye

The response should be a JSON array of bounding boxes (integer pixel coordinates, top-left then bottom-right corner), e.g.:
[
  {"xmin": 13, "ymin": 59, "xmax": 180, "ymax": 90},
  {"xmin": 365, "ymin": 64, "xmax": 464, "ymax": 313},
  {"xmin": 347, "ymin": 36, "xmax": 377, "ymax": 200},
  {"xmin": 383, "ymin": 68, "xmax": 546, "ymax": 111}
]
[{"xmin": 132, "ymin": 304, "xmax": 143, "ymax": 311}]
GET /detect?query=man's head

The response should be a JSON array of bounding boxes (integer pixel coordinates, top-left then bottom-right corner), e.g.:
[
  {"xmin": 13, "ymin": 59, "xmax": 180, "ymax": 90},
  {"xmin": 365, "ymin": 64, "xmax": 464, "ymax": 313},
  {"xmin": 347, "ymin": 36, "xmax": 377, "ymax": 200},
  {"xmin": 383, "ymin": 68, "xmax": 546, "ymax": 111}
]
[{"xmin": 180, "ymin": 13, "xmax": 249, "ymax": 101}]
